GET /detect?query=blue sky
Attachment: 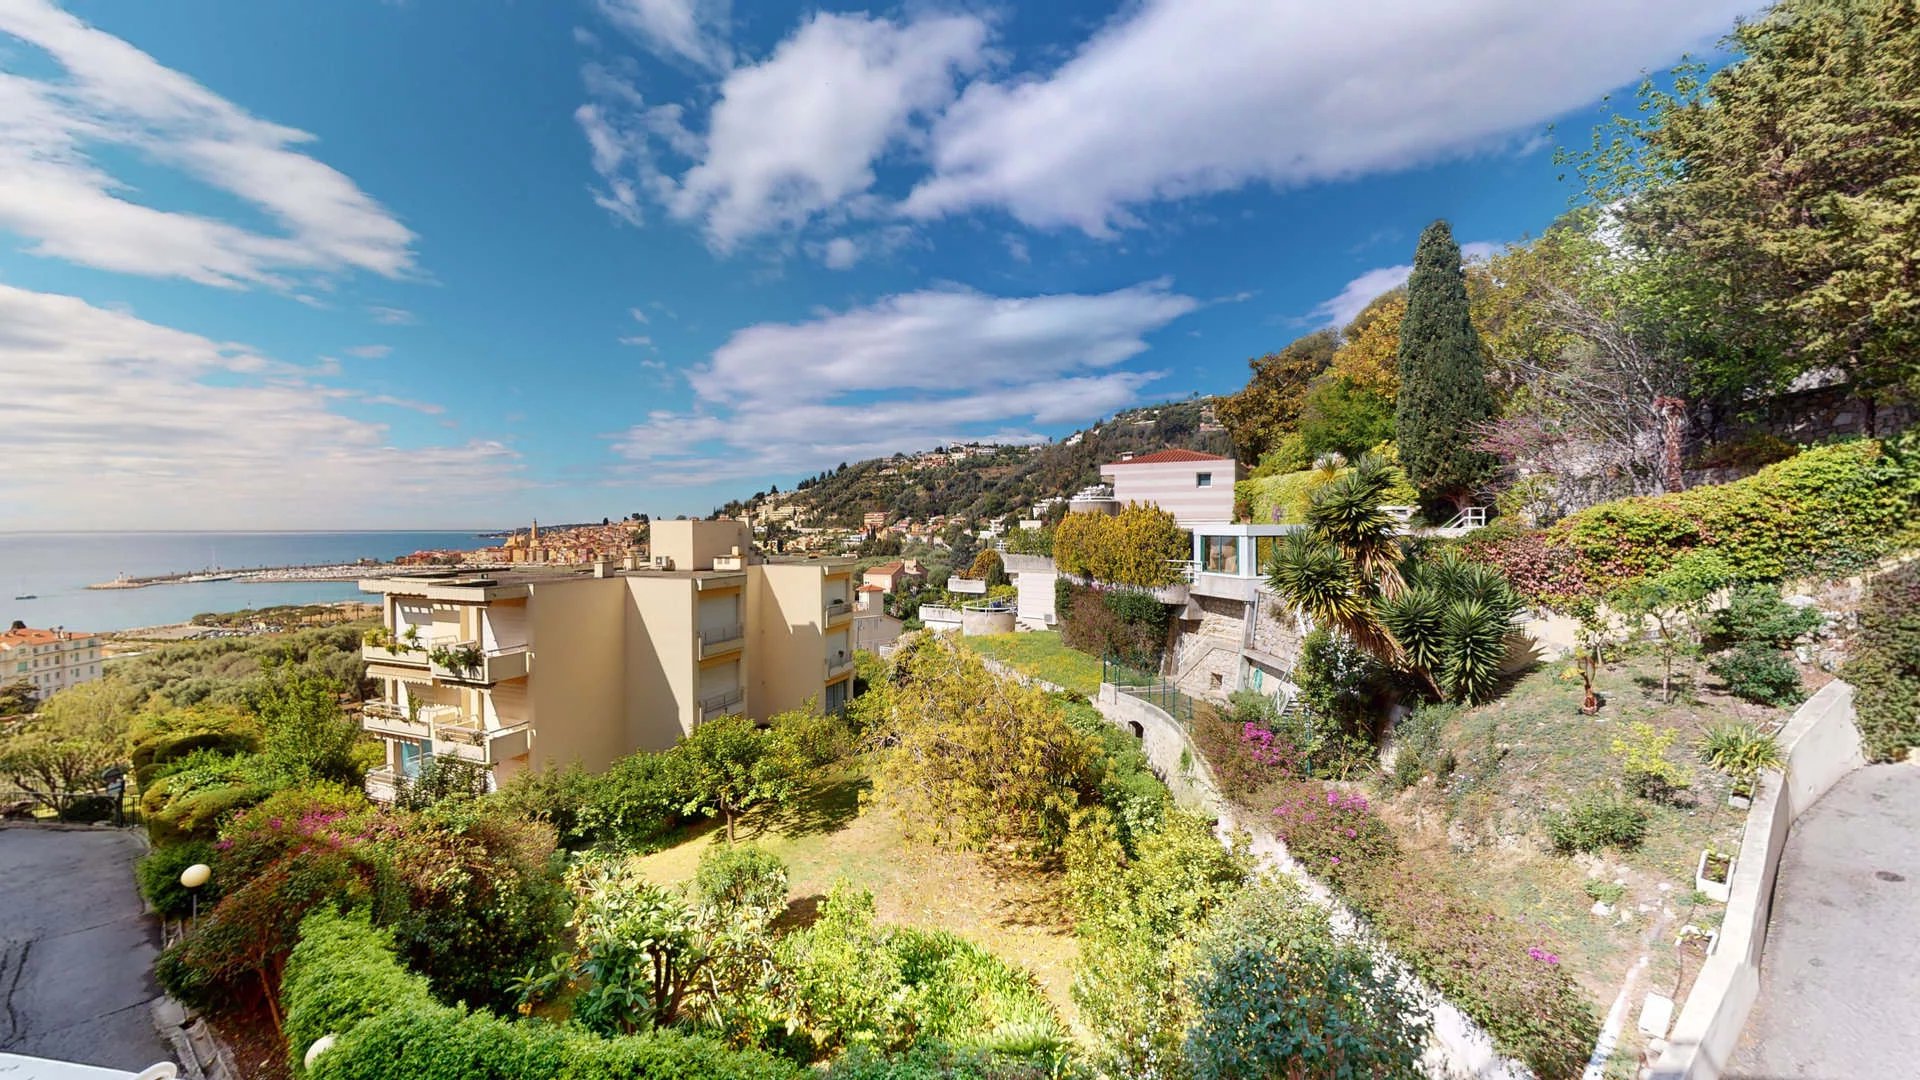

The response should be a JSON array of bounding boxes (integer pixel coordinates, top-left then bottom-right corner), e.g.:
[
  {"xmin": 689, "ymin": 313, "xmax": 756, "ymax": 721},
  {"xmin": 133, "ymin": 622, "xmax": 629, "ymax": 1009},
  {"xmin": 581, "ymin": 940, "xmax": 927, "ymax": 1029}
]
[{"xmin": 0, "ymin": 0, "xmax": 1752, "ymax": 530}]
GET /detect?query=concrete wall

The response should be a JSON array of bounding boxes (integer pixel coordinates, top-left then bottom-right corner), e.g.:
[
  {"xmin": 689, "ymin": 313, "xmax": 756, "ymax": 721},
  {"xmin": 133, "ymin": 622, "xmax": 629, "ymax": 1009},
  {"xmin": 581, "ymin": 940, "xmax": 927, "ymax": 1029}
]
[
  {"xmin": 624, "ymin": 575, "xmax": 699, "ymax": 750},
  {"xmin": 650, "ymin": 518, "xmax": 749, "ymax": 572},
  {"xmin": 748, "ymin": 563, "xmax": 833, "ymax": 719},
  {"xmin": 1101, "ymin": 460, "xmax": 1238, "ymax": 528},
  {"xmin": 526, "ymin": 577, "xmax": 629, "ymax": 770},
  {"xmin": 1649, "ymin": 681, "xmax": 1863, "ymax": 1080}
]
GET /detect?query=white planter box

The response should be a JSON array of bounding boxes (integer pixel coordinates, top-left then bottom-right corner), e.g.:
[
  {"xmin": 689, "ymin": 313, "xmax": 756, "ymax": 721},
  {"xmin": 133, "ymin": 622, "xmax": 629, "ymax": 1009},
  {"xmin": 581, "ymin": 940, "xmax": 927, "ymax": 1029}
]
[{"xmin": 1695, "ymin": 849, "xmax": 1734, "ymax": 903}]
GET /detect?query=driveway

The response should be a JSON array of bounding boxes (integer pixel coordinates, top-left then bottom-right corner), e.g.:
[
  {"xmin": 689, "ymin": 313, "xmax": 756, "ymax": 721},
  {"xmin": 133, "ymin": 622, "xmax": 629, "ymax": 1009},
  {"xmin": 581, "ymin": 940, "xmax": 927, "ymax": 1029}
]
[
  {"xmin": 1727, "ymin": 765, "xmax": 1920, "ymax": 1080},
  {"xmin": 0, "ymin": 827, "xmax": 172, "ymax": 1072}
]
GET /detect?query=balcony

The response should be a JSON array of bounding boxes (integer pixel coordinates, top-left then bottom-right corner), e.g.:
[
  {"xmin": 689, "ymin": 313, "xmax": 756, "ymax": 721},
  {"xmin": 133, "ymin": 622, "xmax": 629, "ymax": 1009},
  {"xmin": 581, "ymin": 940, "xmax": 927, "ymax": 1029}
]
[
  {"xmin": 699, "ymin": 623, "xmax": 745, "ymax": 659},
  {"xmin": 427, "ymin": 641, "xmax": 530, "ymax": 684},
  {"xmin": 427, "ymin": 711, "xmax": 532, "ymax": 765},
  {"xmin": 362, "ymin": 701, "xmax": 432, "ymax": 740},
  {"xmin": 361, "ymin": 639, "xmax": 429, "ymax": 666},
  {"xmin": 826, "ymin": 651, "xmax": 854, "ymax": 681},
  {"xmin": 698, "ymin": 687, "xmax": 744, "ymax": 721},
  {"xmin": 825, "ymin": 596, "xmax": 853, "ymax": 626},
  {"xmin": 365, "ymin": 767, "xmax": 400, "ymax": 803}
]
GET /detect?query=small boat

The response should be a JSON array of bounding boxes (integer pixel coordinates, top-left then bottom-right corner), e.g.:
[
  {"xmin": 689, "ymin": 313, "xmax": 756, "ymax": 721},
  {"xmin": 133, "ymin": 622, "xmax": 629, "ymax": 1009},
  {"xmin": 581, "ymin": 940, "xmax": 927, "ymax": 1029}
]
[{"xmin": 13, "ymin": 594, "xmax": 35, "ymax": 600}]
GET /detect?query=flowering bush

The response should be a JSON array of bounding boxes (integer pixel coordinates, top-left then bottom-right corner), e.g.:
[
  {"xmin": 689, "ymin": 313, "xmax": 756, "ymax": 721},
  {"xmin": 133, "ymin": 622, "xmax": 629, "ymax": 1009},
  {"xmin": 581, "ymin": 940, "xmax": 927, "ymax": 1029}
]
[{"xmin": 1267, "ymin": 779, "xmax": 1597, "ymax": 1078}]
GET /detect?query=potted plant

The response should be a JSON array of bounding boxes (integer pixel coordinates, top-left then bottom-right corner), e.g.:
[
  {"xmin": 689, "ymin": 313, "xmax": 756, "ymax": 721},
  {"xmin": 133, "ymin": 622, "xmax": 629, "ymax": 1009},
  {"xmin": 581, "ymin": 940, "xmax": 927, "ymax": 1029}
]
[
  {"xmin": 1695, "ymin": 848, "xmax": 1734, "ymax": 903},
  {"xmin": 362, "ymin": 626, "xmax": 393, "ymax": 651},
  {"xmin": 429, "ymin": 643, "xmax": 485, "ymax": 678},
  {"xmin": 399, "ymin": 625, "xmax": 422, "ymax": 653}
]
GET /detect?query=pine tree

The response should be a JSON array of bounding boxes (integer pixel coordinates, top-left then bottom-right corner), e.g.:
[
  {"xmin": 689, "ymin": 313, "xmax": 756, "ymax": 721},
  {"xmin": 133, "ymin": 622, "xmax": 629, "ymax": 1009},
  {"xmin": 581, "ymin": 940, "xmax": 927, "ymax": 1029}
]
[{"xmin": 1395, "ymin": 220, "xmax": 1496, "ymax": 511}]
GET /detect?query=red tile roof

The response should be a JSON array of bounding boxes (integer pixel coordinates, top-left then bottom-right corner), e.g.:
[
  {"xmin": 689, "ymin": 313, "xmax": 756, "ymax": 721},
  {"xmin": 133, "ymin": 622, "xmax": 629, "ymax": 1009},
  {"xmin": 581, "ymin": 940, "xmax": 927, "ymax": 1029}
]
[
  {"xmin": 1105, "ymin": 448, "xmax": 1234, "ymax": 466},
  {"xmin": 857, "ymin": 584, "xmax": 885, "ymax": 592},
  {"xmin": 0, "ymin": 627, "xmax": 93, "ymax": 650}
]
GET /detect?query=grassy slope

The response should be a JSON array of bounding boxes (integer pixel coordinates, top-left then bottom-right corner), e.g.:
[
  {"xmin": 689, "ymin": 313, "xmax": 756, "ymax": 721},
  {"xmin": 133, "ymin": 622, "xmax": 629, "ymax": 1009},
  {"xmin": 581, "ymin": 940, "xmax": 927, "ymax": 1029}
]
[
  {"xmin": 630, "ymin": 762, "xmax": 1080, "ymax": 1023},
  {"xmin": 1378, "ymin": 652, "xmax": 1797, "ymax": 1070},
  {"xmin": 959, "ymin": 632, "xmax": 1103, "ymax": 697}
]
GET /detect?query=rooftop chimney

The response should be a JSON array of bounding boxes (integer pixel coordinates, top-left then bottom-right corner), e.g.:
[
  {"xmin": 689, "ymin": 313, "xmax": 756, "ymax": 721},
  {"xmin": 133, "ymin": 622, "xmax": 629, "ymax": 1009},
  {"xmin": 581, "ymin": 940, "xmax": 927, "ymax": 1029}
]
[{"xmin": 593, "ymin": 558, "xmax": 612, "ymax": 578}]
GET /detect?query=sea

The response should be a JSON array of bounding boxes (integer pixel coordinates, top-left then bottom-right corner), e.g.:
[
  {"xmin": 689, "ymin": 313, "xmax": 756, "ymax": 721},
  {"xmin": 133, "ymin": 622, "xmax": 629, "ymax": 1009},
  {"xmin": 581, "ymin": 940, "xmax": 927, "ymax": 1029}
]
[{"xmin": 0, "ymin": 531, "xmax": 494, "ymax": 633}]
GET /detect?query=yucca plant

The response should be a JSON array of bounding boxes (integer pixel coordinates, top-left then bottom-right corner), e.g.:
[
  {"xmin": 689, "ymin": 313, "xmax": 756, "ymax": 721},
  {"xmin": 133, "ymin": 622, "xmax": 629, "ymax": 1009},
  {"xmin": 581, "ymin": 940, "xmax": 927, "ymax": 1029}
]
[
  {"xmin": 1697, "ymin": 723, "xmax": 1784, "ymax": 779},
  {"xmin": 1439, "ymin": 596, "xmax": 1514, "ymax": 703},
  {"xmin": 1304, "ymin": 453, "xmax": 1405, "ymax": 594},
  {"xmin": 1267, "ymin": 531, "xmax": 1396, "ymax": 660}
]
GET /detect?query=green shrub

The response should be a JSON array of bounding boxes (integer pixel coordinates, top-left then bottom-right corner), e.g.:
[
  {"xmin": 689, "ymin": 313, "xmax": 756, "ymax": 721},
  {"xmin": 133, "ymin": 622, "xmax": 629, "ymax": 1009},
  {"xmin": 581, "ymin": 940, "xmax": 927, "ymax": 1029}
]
[
  {"xmin": 137, "ymin": 840, "xmax": 219, "ymax": 919},
  {"xmin": 575, "ymin": 749, "xmax": 695, "ymax": 850},
  {"xmin": 1389, "ymin": 704, "xmax": 1458, "ymax": 791},
  {"xmin": 694, "ymin": 843, "xmax": 789, "ymax": 927},
  {"xmin": 1707, "ymin": 586, "xmax": 1823, "ymax": 648},
  {"xmin": 1052, "ymin": 504, "xmax": 1189, "ymax": 587},
  {"xmin": 1611, "ymin": 722, "xmax": 1691, "ymax": 802},
  {"xmin": 1058, "ymin": 584, "xmax": 1170, "ymax": 671},
  {"xmin": 1708, "ymin": 644, "xmax": 1805, "ymax": 706},
  {"xmin": 1545, "ymin": 794, "xmax": 1649, "ymax": 854},
  {"xmin": 1583, "ymin": 880, "xmax": 1627, "ymax": 905},
  {"xmin": 1464, "ymin": 439, "xmax": 1917, "ymax": 604},
  {"xmin": 490, "ymin": 765, "xmax": 600, "ymax": 848},
  {"xmin": 283, "ymin": 909, "xmax": 796, "ymax": 1080},
  {"xmin": 1842, "ymin": 561, "xmax": 1920, "ymax": 762}
]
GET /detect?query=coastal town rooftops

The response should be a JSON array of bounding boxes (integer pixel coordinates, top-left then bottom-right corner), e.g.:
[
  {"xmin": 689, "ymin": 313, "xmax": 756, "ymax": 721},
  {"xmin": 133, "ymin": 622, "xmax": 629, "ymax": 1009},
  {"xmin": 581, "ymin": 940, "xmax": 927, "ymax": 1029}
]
[{"xmin": 1, "ymin": 626, "xmax": 94, "ymax": 648}]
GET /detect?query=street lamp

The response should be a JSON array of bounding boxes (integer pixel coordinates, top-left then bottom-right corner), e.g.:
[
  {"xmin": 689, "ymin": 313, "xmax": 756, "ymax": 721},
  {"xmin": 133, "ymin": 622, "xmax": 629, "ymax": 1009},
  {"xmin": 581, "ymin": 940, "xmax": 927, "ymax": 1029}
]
[{"xmin": 179, "ymin": 863, "xmax": 211, "ymax": 925}]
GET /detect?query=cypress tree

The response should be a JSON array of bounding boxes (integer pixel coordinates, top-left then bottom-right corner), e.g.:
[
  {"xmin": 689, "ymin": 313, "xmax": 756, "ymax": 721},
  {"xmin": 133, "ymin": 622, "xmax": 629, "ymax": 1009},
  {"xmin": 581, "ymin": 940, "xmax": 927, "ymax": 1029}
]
[{"xmin": 1395, "ymin": 220, "xmax": 1496, "ymax": 511}]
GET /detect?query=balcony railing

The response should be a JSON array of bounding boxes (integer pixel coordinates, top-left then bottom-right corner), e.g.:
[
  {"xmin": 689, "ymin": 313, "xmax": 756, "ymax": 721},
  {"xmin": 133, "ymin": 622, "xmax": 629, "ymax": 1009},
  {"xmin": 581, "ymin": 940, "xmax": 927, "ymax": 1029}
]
[
  {"xmin": 699, "ymin": 623, "xmax": 745, "ymax": 658},
  {"xmin": 825, "ymin": 597, "xmax": 852, "ymax": 624},
  {"xmin": 426, "ymin": 640, "xmax": 530, "ymax": 684},
  {"xmin": 362, "ymin": 701, "xmax": 432, "ymax": 740},
  {"xmin": 826, "ymin": 652, "xmax": 854, "ymax": 680},
  {"xmin": 698, "ymin": 687, "xmax": 744, "ymax": 720},
  {"xmin": 365, "ymin": 767, "xmax": 401, "ymax": 803},
  {"xmin": 429, "ymin": 715, "xmax": 532, "ymax": 765}
]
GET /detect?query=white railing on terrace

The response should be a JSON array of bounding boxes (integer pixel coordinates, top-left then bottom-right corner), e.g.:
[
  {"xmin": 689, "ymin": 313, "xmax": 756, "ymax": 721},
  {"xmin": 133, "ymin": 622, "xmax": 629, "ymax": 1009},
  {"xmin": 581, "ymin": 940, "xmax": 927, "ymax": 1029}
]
[
  {"xmin": 918, "ymin": 605, "xmax": 963, "ymax": 622},
  {"xmin": 1438, "ymin": 506, "xmax": 1488, "ymax": 532},
  {"xmin": 1166, "ymin": 559, "xmax": 1199, "ymax": 582}
]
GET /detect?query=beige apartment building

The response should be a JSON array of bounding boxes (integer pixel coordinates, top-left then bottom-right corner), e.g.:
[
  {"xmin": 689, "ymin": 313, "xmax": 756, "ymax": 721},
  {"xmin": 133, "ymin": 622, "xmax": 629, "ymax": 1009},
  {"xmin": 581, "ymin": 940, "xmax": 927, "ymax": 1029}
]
[
  {"xmin": 0, "ymin": 626, "xmax": 104, "ymax": 699},
  {"xmin": 356, "ymin": 519, "xmax": 855, "ymax": 800},
  {"xmin": 1099, "ymin": 448, "xmax": 1240, "ymax": 528}
]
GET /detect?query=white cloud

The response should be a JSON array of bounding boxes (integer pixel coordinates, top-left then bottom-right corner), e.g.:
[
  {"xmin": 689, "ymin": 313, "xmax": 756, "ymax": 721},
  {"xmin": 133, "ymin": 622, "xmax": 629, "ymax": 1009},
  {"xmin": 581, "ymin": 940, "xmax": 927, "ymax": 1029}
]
[
  {"xmin": 899, "ymin": 0, "xmax": 1746, "ymax": 233},
  {"xmin": 368, "ymin": 305, "xmax": 416, "ymax": 325},
  {"xmin": 359, "ymin": 394, "xmax": 445, "ymax": 415},
  {"xmin": 0, "ymin": 0, "xmax": 416, "ymax": 288},
  {"xmin": 594, "ymin": 0, "xmax": 732, "ymax": 73},
  {"xmin": 611, "ymin": 280, "xmax": 1196, "ymax": 486},
  {"xmin": 820, "ymin": 237, "xmax": 860, "ymax": 270},
  {"xmin": 627, "ymin": 306, "xmax": 650, "ymax": 325},
  {"xmin": 345, "ymin": 343, "xmax": 393, "ymax": 359},
  {"xmin": 1310, "ymin": 239, "xmax": 1501, "ymax": 327},
  {"xmin": 0, "ymin": 283, "xmax": 519, "ymax": 528},
  {"xmin": 619, "ymin": 334, "xmax": 654, "ymax": 347},
  {"xmin": 584, "ymin": 10, "xmax": 990, "ymax": 249}
]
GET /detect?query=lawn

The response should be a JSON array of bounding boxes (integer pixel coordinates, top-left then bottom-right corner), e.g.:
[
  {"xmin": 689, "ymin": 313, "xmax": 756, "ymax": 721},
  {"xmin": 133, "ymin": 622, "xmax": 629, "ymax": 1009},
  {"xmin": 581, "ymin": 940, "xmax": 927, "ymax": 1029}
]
[
  {"xmin": 629, "ymin": 760, "xmax": 1081, "ymax": 1024},
  {"xmin": 960, "ymin": 631, "xmax": 1102, "ymax": 697}
]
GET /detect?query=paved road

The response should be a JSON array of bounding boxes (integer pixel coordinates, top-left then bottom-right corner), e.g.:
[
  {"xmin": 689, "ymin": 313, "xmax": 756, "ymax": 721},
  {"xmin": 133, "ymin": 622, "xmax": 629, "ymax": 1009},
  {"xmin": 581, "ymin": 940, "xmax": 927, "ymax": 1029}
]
[
  {"xmin": 0, "ymin": 827, "xmax": 173, "ymax": 1071},
  {"xmin": 1728, "ymin": 765, "xmax": 1920, "ymax": 1080}
]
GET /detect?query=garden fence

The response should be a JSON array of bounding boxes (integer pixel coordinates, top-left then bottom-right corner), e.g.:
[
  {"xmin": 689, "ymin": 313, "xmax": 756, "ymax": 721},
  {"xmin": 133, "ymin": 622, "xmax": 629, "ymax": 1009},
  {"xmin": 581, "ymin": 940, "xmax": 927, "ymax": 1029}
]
[{"xmin": 1102, "ymin": 657, "xmax": 1198, "ymax": 726}]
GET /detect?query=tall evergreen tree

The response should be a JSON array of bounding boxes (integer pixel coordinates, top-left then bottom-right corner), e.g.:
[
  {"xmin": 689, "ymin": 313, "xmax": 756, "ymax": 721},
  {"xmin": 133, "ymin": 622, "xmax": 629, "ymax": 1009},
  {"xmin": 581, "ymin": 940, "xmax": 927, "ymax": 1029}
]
[{"xmin": 1395, "ymin": 220, "xmax": 1496, "ymax": 510}]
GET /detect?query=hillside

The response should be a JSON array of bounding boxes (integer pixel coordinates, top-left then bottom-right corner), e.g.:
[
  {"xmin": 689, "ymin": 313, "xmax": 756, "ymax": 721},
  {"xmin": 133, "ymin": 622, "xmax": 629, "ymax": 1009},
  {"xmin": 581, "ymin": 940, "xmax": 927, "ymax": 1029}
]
[{"xmin": 715, "ymin": 397, "xmax": 1233, "ymax": 528}]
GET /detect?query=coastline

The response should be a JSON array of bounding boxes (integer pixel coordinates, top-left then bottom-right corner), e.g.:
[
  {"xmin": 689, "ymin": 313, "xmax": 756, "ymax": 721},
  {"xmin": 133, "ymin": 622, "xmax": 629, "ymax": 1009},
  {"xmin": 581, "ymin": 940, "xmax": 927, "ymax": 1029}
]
[
  {"xmin": 87, "ymin": 560, "xmax": 512, "ymax": 591},
  {"xmin": 104, "ymin": 599, "xmax": 382, "ymax": 646}
]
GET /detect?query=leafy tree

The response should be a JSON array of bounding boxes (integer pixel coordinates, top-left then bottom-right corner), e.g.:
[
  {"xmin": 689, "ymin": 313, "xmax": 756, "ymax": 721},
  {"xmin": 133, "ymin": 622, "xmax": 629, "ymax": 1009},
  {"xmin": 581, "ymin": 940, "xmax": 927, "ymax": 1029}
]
[
  {"xmin": 1052, "ymin": 503, "xmax": 1189, "ymax": 587},
  {"xmin": 0, "ymin": 678, "xmax": 141, "ymax": 817},
  {"xmin": 863, "ymin": 636, "xmax": 1095, "ymax": 852},
  {"xmin": 1566, "ymin": 0, "xmax": 1920, "ymax": 404},
  {"xmin": 1216, "ymin": 331, "xmax": 1337, "ymax": 463},
  {"xmin": 1066, "ymin": 808, "xmax": 1252, "ymax": 1077},
  {"xmin": 1608, "ymin": 552, "xmax": 1732, "ymax": 703},
  {"xmin": 1329, "ymin": 289, "xmax": 1406, "ymax": 398},
  {"xmin": 0, "ymin": 679, "xmax": 38, "ymax": 717},
  {"xmin": 1299, "ymin": 376, "xmax": 1396, "ymax": 460},
  {"xmin": 1396, "ymin": 220, "xmax": 1497, "ymax": 509},
  {"xmin": 1842, "ymin": 561, "xmax": 1920, "ymax": 760},
  {"xmin": 256, "ymin": 666, "xmax": 361, "ymax": 785},
  {"xmin": 965, "ymin": 548, "xmax": 1007, "ymax": 589},
  {"xmin": 678, "ymin": 714, "xmax": 797, "ymax": 842},
  {"xmin": 1184, "ymin": 881, "xmax": 1429, "ymax": 1080}
]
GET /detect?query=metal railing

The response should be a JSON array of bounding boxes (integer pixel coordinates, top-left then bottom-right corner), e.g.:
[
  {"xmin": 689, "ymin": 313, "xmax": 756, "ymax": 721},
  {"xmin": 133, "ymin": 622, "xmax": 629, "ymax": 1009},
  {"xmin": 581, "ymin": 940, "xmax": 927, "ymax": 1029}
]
[
  {"xmin": 826, "ymin": 652, "xmax": 853, "ymax": 677},
  {"xmin": 700, "ymin": 623, "xmax": 745, "ymax": 646},
  {"xmin": 1102, "ymin": 656, "xmax": 1197, "ymax": 726},
  {"xmin": 699, "ymin": 687, "xmax": 744, "ymax": 714}
]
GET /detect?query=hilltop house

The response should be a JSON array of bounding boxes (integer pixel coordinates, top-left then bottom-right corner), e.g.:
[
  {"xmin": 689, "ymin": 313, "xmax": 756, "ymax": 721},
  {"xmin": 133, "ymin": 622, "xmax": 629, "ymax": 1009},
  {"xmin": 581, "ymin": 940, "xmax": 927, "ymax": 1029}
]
[
  {"xmin": 1099, "ymin": 448, "xmax": 1240, "ymax": 529},
  {"xmin": 861, "ymin": 559, "xmax": 925, "ymax": 595}
]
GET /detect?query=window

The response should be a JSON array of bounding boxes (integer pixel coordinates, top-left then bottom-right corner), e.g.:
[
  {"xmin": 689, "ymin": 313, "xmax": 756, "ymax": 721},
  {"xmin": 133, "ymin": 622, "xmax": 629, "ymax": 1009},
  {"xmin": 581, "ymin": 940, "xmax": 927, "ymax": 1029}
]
[
  {"xmin": 1195, "ymin": 472, "xmax": 1213, "ymax": 487},
  {"xmin": 1204, "ymin": 535, "xmax": 1239, "ymax": 574}
]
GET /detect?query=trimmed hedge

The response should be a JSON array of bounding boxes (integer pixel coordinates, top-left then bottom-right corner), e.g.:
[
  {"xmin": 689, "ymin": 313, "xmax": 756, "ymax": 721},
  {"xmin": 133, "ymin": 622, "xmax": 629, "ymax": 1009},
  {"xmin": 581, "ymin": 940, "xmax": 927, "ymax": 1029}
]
[
  {"xmin": 1464, "ymin": 440, "xmax": 1917, "ymax": 605},
  {"xmin": 284, "ymin": 908, "xmax": 797, "ymax": 1080},
  {"xmin": 1843, "ymin": 561, "xmax": 1920, "ymax": 761}
]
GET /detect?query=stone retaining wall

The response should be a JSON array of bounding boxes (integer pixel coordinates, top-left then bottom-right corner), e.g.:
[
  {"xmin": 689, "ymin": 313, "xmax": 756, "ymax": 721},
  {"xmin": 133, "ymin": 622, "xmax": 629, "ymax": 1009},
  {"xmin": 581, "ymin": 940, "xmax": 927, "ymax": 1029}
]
[{"xmin": 1647, "ymin": 680, "xmax": 1862, "ymax": 1080}]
